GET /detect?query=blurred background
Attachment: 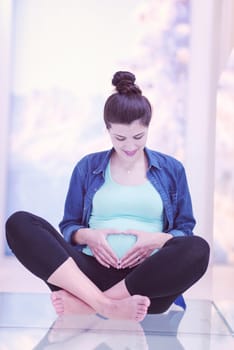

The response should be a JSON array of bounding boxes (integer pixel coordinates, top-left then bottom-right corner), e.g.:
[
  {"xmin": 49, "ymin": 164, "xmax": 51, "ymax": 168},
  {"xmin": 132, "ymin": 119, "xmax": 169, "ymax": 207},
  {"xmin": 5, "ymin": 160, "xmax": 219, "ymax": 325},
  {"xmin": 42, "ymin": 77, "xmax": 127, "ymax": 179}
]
[{"xmin": 0, "ymin": 0, "xmax": 233, "ymax": 300}]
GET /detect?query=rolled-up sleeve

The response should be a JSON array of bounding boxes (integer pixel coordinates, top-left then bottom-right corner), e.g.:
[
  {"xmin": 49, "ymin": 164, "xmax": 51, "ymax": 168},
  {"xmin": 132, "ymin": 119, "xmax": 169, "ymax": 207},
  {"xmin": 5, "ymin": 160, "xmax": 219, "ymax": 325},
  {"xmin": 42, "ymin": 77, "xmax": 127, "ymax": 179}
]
[
  {"xmin": 59, "ymin": 163, "xmax": 86, "ymax": 244},
  {"xmin": 170, "ymin": 165, "xmax": 196, "ymax": 236}
]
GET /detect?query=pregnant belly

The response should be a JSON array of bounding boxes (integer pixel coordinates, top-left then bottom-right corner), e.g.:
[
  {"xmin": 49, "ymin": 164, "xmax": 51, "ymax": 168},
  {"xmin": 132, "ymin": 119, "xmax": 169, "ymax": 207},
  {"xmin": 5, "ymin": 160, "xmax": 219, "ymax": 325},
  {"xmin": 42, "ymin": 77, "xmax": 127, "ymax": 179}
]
[
  {"xmin": 106, "ymin": 233, "xmax": 137, "ymax": 259},
  {"xmin": 84, "ymin": 218, "xmax": 160, "ymax": 260},
  {"xmin": 82, "ymin": 233, "xmax": 137, "ymax": 260}
]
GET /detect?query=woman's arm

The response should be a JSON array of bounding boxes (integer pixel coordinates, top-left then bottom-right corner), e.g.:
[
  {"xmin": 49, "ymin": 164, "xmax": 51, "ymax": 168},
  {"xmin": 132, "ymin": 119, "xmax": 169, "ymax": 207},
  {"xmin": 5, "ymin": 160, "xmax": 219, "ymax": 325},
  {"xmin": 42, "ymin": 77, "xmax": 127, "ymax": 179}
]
[
  {"xmin": 59, "ymin": 162, "xmax": 88, "ymax": 244},
  {"xmin": 169, "ymin": 164, "xmax": 196, "ymax": 237}
]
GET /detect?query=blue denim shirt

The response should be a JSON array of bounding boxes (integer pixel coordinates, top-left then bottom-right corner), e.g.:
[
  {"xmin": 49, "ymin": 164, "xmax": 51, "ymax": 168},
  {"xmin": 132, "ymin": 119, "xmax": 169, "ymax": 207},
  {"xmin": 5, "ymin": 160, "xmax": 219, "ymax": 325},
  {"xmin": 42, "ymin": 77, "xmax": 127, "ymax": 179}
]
[
  {"xmin": 59, "ymin": 147, "xmax": 195, "ymax": 241},
  {"xmin": 59, "ymin": 147, "xmax": 195, "ymax": 310}
]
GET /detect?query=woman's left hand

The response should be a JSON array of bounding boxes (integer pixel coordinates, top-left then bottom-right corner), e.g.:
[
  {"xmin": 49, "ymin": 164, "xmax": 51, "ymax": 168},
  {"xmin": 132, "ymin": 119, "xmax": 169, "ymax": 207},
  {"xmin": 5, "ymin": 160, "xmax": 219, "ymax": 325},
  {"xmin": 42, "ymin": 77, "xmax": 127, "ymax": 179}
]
[{"xmin": 119, "ymin": 230, "xmax": 172, "ymax": 269}]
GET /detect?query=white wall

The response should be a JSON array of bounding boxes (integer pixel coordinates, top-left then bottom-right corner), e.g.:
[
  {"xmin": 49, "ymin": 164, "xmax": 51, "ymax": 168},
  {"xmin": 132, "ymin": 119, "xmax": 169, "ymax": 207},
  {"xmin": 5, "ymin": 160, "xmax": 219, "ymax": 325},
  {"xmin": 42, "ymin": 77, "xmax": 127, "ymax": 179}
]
[
  {"xmin": 0, "ymin": 0, "xmax": 12, "ymax": 256},
  {"xmin": 186, "ymin": 0, "xmax": 234, "ymax": 297}
]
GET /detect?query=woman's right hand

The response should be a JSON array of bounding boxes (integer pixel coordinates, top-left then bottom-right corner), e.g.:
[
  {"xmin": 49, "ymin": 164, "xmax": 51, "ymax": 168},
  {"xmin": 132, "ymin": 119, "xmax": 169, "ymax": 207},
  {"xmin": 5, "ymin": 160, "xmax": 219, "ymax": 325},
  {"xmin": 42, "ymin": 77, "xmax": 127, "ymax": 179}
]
[{"xmin": 73, "ymin": 228, "xmax": 119, "ymax": 268}]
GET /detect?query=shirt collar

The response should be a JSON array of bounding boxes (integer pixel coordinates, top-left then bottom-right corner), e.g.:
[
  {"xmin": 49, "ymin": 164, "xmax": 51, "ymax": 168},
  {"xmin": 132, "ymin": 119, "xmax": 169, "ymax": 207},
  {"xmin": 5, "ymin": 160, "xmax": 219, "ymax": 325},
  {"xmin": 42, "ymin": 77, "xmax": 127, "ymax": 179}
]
[
  {"xmin": 144, "ymin": 147, "xmax": 162, "ymax": 169},
  {"xmin": 92, "ymin": 149, "xmax": 114, "ymax": 175},
  {"xmin": 93, "ymin": 147, "xmax": 161, "ymax": 175}
]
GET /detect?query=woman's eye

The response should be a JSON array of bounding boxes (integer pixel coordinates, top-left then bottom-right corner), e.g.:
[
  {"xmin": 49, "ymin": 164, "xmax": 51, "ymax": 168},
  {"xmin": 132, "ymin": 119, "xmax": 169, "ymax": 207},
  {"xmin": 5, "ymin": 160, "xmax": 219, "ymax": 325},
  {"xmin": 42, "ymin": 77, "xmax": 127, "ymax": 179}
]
[
  {"xmin": 114, "ymin": 134, "xmax": 144, "ymax": 141},
  {"xmin": 116, "ymin": 137, "xmax": 125, "ymax": 141}
]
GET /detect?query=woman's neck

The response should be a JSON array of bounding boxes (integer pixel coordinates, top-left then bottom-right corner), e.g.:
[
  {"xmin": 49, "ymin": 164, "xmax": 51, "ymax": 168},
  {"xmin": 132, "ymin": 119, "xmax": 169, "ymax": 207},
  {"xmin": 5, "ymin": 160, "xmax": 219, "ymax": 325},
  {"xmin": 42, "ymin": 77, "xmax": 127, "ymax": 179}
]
[
  {"xmin": 110, "ymin": 150, "xmax": 148, "ymax": 185},
  {"xmin": 112, "ymin": 150, "xmax": 146, "ymax": 171}
]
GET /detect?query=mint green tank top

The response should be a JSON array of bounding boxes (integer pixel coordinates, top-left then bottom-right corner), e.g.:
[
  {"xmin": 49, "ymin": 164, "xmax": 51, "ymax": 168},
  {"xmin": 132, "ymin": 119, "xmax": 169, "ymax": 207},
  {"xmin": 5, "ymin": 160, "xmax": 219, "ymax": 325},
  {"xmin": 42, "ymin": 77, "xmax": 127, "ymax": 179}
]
[{"xmin": 82, "ymin": 161, "xmax": 164, "ymax": 259}]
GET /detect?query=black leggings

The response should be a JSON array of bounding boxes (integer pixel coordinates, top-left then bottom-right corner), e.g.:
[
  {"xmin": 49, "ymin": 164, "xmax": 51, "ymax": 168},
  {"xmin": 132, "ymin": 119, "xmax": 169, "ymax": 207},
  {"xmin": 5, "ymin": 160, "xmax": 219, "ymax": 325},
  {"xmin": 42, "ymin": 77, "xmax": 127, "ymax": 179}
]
[{"xmin": 5, "ymin": 211, "xmax": 210, "ymax": 314}]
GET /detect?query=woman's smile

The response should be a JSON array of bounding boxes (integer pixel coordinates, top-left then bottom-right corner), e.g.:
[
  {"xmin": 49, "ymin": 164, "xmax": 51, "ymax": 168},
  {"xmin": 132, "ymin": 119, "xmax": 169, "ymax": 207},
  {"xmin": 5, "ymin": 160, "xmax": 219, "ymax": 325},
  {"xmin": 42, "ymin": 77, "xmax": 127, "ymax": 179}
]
[{"xmin": 123, "ymin": 150, "xmax": 138, "ymax": 157}]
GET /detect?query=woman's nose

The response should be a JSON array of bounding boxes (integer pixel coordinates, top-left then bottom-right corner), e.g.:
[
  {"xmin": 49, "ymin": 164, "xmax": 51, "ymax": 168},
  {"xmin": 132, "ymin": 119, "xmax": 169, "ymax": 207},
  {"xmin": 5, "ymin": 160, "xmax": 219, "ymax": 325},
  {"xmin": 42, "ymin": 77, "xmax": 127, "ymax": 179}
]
[{"xmin": 123, "ymin": 141, "xmax": 136, "ymax": 151}]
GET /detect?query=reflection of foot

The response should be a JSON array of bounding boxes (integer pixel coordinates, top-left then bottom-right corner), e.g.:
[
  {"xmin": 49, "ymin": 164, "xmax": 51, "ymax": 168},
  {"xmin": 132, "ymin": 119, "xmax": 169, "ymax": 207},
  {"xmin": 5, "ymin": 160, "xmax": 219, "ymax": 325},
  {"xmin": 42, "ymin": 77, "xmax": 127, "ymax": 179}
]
[
  {"xmin": 97, "ymin": 317, "xmax": 145, "ymax": 333},
  {"xmin": 46, "ymin": 315, "xmax": 148, "ymax": 350},
  {"xmin": 102, "ymin": 295, "xmax": 150, "ymax": 322},
  {"xmin": 47, "ymin": 314, "xmax": 99, "ymax": 343},
  {"xmin": 36, "ymin": 314, "xmax": 149, "ymax": 350},
  {"xmin": 96, "ymin": 319, "xmax": 149, "ymax": 350},
  {"xmin": 105, "ymin": 325, "xmax": 148, "ymax": 350},
  {"xmin": 51, "ymin": 290, "xmax": 94, "ymax": 315}
]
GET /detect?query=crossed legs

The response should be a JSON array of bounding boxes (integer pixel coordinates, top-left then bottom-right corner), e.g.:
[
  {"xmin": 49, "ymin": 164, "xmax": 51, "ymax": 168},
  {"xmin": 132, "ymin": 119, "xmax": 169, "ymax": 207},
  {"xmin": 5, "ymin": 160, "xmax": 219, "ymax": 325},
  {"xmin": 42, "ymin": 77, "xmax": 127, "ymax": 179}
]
[
  {"xmin": 47, "ymin": 256, "xmax": 150, "ymax": 321},
  {"xmin": 51, "ymin": 235, "xmax": 210, "ymax": 315},
  {"xmin": 5, "ymin": 211, "xmax": 210, "ymax": 319},
  {"xmin": 51, "ymin": 273, "xmax": 133, "ymax": 316}
]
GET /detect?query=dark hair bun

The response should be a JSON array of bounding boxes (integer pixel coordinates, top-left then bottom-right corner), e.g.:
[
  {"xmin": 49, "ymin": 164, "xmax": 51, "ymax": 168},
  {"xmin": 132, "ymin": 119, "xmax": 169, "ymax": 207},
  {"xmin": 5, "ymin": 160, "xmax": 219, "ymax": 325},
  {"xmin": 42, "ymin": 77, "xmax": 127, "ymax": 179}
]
[{"xmin": 112, "ymin": 71, "xmax": 142, "ymax": 95}]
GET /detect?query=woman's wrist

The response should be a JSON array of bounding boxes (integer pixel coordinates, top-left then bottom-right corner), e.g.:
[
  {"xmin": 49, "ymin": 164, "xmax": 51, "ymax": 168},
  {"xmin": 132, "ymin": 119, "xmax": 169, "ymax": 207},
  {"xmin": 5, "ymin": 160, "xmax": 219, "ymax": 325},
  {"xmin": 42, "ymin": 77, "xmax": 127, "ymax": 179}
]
[
  {"xmin": 160, "ymin": 233, "xmax": 173, "ymax": 247},
  {"xmin": 72, "ymin": 228, "xmax": 90, "ymax": 245},
  {"xmin": 152, "ymin": 232, "xmax": 172, "ymax": 249}
]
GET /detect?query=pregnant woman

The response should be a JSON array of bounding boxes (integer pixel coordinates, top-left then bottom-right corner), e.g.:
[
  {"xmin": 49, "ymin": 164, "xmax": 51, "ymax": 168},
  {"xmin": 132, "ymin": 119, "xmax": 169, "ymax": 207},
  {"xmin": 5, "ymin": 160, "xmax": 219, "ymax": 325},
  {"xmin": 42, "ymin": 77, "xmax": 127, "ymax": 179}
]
[{"xmin": 5, "ymin": 71, "xmax": 210, "ymax": 322}]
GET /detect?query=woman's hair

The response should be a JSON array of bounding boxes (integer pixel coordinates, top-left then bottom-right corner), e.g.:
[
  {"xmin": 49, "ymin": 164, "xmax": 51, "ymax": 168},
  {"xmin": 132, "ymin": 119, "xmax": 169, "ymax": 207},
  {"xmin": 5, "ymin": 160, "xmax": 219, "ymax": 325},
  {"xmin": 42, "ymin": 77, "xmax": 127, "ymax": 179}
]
[{"xmin": 104, "ymin": 71, "xmax": 152, "ymax": 129}]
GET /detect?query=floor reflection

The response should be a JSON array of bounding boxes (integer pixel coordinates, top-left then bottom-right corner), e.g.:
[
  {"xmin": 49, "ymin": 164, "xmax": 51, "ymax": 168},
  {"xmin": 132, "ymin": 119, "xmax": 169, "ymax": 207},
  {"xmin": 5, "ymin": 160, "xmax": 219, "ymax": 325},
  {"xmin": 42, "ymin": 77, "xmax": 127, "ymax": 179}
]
[
  {"xmin": 214, "ymin": 300, "xmax": 234, "ymax": 335},
  {"xmin": 34, "ymin": 310, "xmax": 185, "ymax": 350},
  {"xmin": 0, "ymin": 294, "xmax": 233, "ymax": 350}
]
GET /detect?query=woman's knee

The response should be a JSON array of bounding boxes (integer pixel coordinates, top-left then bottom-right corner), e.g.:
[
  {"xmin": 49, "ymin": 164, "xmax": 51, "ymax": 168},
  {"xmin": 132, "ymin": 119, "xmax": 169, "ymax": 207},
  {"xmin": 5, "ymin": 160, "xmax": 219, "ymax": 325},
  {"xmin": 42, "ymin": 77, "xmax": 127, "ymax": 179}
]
[
  {"xmin": 5, "ymin": 211, "xmax": 31, "ymax": 242},
  {"xmin": 188, "ymin": 236, "xmax": 210, "ymax": 273},
  {"xmin": 6, "ymin": 210, "xmax": 31, "ymax": 229}
]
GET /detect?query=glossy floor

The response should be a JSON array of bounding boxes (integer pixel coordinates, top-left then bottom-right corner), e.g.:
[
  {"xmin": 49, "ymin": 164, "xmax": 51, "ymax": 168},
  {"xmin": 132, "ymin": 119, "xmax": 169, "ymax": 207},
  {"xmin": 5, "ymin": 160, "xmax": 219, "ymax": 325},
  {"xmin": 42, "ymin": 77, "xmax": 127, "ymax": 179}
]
[{"xmin": 0, "ymin": 293, "xmax": 233, "ymax": 350}]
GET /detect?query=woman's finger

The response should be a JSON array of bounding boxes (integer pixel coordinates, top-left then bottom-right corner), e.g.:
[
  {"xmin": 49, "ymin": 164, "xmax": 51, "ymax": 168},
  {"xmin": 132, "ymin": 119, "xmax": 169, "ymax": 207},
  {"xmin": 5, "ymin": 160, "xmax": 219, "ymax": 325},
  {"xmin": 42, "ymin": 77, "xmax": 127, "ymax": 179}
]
[
  {"xmin": 93, "ymin": 246, "xmax": 117, "ymax": 267},
  {"xmin": 93, "ymin": 249, "xmax": 117, "ymax": 268},
  {"xmin": 120, "ymin": 247, "xmax": 139, "ymax": 265},
  {"xmin": 129, "ymin": 258, "xmax": 142, "ymax": 268},
  {"xmin": 121, "ymin": 249, "xmax": 151, "ymax": 268},
  {"xmin": 99, "ymin": 242, "xmax": 119, "ymax": 265},
  {"xmin": 92, "ymin": 250, "xmax": 111, "ymax": 268},
  {"xmin": 102, "ymin": 241, "xmax": 119, "ymax": 264},
  {"xmin": 121, "ymin": 254, "xmax": 141, "ymax": 268}
]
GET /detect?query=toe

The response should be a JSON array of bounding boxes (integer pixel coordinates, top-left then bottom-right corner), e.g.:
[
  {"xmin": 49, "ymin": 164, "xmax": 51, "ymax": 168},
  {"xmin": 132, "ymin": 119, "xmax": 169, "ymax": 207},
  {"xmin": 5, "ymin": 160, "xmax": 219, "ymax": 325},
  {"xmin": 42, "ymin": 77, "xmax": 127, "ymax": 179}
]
[{"xmin": 51, "ymin": 292, "xmax": 59, "ymax": 301}]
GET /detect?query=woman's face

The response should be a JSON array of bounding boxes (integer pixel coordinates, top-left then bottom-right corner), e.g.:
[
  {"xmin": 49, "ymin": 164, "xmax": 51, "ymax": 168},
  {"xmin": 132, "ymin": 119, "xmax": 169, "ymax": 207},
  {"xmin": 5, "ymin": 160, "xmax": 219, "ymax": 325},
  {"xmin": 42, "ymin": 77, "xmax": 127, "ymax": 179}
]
[{"xmin": 108, "ymin": 120, "xmax": 148, "ymax": 161}]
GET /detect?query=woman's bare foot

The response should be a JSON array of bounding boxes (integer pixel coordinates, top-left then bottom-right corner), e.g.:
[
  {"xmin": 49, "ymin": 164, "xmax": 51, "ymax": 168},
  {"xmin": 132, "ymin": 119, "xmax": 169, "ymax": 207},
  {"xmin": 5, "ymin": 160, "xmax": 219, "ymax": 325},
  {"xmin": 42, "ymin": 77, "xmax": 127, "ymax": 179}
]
[
  {"xmin": 101, "ymin": 295, "xmax": 150, "ymax": 322},
  {"xmin": 51, "ymin": 290, "xmax": 95, "ymax": 315},
  {"xmin": 51, "ymin": 290, "xmax": 150, "ymax": 322}
]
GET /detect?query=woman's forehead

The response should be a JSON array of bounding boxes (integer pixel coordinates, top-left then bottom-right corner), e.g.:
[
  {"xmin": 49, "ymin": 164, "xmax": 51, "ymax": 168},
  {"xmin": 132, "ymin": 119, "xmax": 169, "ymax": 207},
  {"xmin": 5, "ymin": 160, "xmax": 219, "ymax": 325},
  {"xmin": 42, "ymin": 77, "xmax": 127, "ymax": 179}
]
[{"xmin": 109, "ymin": 120, "xmax": 148, "ymax": 135}]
